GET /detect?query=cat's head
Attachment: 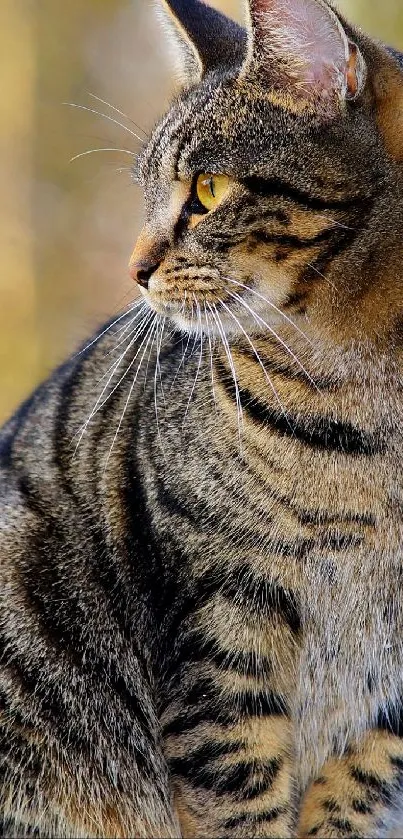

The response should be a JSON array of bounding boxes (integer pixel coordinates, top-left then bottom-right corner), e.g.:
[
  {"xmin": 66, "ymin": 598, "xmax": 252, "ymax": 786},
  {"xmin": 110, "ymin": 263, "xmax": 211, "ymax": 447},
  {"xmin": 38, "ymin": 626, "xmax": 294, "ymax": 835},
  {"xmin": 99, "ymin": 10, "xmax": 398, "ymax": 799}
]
[{"xmin": 130, "ymin": 0, "xmax": 403, "ymax": 345}]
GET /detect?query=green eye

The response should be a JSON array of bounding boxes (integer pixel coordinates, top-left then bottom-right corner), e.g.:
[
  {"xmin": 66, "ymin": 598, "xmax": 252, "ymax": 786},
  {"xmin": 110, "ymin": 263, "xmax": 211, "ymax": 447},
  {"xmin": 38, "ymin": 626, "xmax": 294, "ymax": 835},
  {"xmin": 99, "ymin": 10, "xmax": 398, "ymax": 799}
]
[{"xmin": 196, "ymin": 173, "xmax": 229, "ymax": 212}]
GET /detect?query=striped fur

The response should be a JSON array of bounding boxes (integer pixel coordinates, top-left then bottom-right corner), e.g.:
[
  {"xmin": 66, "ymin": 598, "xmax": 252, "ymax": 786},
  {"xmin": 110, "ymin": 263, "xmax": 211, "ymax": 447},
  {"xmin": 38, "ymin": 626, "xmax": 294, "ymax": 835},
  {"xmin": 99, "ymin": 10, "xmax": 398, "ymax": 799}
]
[{"xmin": 1, "ymin": 0, "xmax": 403, "ymax": 836}]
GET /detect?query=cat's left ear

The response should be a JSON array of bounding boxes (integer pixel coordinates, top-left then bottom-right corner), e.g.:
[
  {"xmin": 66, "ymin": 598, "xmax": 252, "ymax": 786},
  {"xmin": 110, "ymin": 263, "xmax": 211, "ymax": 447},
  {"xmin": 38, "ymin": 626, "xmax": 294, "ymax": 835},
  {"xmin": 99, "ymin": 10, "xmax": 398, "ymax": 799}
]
[
  {"xmin": 158, "ymin": 0, "xmax": 247, "ymax": 87},
  {"xmin": 241, "ymin": 0, "xmax": 366, "ymax": 114}
]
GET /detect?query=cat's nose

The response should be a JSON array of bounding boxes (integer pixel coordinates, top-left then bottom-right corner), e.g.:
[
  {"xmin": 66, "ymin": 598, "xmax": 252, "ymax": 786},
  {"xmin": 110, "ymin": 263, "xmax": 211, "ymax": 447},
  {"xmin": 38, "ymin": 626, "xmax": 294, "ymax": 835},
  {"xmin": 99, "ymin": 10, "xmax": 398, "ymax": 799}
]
[
  {"xmin": 129, "ymin": 231, "xmax": 168, "ymax": 290},
  {"xmin": 130, "ymin": 260, "xmax": 160, "ymax": 289}
]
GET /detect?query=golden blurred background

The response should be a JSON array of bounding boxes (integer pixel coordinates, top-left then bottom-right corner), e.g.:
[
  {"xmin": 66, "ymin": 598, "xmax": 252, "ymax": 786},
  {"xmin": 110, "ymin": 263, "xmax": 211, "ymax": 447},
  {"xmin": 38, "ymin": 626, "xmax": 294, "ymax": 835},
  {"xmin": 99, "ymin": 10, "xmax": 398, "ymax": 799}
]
[{"xmin": 1, "ymin": 0, "xmax": 402, "ymax": 423}]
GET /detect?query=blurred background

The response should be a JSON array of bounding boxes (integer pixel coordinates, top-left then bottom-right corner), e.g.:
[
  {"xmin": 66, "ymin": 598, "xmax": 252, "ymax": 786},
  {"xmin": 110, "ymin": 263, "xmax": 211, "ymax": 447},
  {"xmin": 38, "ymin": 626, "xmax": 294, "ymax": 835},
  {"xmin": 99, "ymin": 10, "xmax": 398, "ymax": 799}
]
[{"xmin": 1, "ymin": 0, "xmax": 403, "ymax": 423}]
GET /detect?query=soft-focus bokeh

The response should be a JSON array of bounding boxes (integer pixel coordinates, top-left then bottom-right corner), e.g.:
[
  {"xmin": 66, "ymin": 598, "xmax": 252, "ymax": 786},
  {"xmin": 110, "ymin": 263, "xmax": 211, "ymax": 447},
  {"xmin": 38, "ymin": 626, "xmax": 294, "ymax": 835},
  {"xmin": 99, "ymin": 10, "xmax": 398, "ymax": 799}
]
[{"xmin": 1, "ymin": 0, "xmax": 402, "ymax": 423}]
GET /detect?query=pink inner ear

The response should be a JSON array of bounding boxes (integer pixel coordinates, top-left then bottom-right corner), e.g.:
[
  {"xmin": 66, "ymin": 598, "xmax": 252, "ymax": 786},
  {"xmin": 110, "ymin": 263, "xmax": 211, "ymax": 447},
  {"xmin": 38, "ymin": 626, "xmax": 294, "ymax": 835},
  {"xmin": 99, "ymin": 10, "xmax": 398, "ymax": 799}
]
[{"xmin": 251, "ymin": 0, "xmax": 349, "ymax": 96}]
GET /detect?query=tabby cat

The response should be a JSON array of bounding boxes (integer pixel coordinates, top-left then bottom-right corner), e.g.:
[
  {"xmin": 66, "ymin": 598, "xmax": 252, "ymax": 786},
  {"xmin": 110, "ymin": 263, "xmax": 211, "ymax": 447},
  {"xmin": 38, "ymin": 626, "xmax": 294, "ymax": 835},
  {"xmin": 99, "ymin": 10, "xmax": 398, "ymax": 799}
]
[{"xmin": 1, "ymin": 0, "xmax": 403, "ymax": 836}]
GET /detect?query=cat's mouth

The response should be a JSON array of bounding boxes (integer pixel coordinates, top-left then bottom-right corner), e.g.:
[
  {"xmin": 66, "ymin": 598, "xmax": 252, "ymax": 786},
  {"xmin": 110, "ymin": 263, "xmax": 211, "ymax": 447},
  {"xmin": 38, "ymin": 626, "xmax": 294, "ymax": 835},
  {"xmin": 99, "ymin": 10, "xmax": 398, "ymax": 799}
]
[{"xmin": 138, "ymin": 275, "xmax": 289, "ymax": 340}]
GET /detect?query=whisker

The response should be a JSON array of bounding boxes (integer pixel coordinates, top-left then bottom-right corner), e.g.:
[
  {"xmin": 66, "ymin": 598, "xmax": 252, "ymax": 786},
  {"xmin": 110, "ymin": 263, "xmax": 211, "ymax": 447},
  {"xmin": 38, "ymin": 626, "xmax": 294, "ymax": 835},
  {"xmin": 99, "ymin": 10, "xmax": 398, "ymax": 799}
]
[
  {"xmin": 86, "ymin": 91, "xmax": 147, "ymax": 137},
  {"xmin": 306, "ymin": 262, "xmax": 338, "ymax": 292},
  {"xmin": 226, "ymin": 289, "xmax": 320, "ymax": 392},
  {"xmin": 143, "ymin": 315, "xmax": 158, "ymax": 392},
  {"xmin": 103, "ymin": 319, "xmax": 144, "ymax": 360},
  {"xmin": 225, "ymin": 277, "xmax": 313, "ymax": 346},
  {"xmin": 73, "ymin": 309, "xmax": 153, "ymax": 452},
  {"xmin": 217, "ymin": 296, "xmax": 292, "ymax": 428},
  {"xmin": 313, "ymin": 212, "xmax": 355, "ymax": 231},
  {"xmin": 156, "ymin": 317, "xmax": 167, "ymax": 408},
  {"xmin": 70, "ymin": 147, "xmax": 136, "ymax": 164},
  {"xmin": 95, "ymin": 313, "xmax": 151, "ymax": 388},
  {"xmin": 99, "ymin": 309, "xmax": 151, "ymax": 367},
  {"xmin": 207, "ymin": 301, "xmax": 244, "ymax": 448},
  {"xmin": 73, "ymin": 299, "xmax": 145, "ymax": 358},
  {"xmin": 154, "ymin": 317, "xmax": 167, "ymax": 461},
  {"xmin": 169, "ymin": 311, "xmax": 194, "ymax": 392},
  {"xmin": 92, "ymin": 310, "xmax": 155, "ymax": 412},
  {"xmin": 63, "ymin": 102, "xmax": 144, "ymax": 143},
  {"xmin": 204, "ymin": 301, "xmax": 217, "ymax": 412},
  {"xmin": 182, "ymin": 298, "xmax": 204, "ymax": 426},
  {"xmin": 103, "ymin": 316, "xmax": 158, "ymax": 470}
]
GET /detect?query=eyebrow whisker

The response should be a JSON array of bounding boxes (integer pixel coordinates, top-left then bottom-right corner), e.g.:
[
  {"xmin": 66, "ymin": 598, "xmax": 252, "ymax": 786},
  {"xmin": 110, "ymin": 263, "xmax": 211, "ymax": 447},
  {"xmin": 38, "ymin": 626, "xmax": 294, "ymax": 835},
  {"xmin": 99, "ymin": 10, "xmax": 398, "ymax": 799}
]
[
  {"xmin": 63, "ymin": 102, "xmax": 144, "ymax": 143},
  {"xmin": 86, "ymin": 91, "xmax": 147, "ymax": 137}
]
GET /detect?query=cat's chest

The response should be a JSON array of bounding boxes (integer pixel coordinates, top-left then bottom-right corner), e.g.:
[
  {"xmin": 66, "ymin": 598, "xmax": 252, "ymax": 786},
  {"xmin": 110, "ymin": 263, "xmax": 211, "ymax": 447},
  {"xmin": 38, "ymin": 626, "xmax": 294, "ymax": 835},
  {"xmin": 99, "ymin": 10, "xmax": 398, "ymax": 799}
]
[{"xmin": 142, "ymin": 375, "xmax": 403, "ymax": 771}]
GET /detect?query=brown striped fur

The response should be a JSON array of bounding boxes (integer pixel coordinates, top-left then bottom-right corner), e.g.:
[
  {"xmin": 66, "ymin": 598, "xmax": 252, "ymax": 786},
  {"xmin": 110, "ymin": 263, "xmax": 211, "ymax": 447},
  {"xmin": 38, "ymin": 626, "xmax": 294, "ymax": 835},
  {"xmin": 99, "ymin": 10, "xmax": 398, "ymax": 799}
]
[{"xmin": 1, "ymin": 0, "xmax": 403, "ymax": 836}]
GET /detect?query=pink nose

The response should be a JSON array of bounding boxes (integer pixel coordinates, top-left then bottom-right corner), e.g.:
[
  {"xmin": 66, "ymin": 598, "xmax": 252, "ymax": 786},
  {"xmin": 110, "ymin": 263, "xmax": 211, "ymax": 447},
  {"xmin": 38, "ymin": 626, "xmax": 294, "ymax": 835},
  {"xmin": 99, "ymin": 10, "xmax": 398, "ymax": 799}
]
[
  {"xmin": 129, "ymin": 259, "xmax": 160, "ymax": 289},
  {"xmin": 129, "ymin": 230, "xmax": 168, "ymax": 290}
]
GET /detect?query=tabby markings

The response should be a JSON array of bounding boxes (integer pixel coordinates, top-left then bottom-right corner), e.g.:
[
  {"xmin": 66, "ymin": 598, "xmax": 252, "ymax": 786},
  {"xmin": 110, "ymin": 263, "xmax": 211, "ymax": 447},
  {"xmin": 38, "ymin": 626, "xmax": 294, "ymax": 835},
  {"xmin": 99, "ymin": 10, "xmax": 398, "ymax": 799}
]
[
  {"xmin": 170, "ymin": 744, "xmax": 282, "ymax": 799},
  {"xmin": 243, "ymin": 175, "xmax": 374, "ymax": 212},
  {"xmin": 216, "ymin": 365, "xmax": 384, "ymax": 456}
]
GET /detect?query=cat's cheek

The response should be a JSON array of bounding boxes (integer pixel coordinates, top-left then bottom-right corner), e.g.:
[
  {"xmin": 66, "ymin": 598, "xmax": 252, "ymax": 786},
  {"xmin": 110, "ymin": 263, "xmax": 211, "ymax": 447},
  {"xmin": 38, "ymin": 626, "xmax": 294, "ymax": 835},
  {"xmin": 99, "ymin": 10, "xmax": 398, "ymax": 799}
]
[{"xmin": 228, "ymin": 253, "xmax": 295, "ymax": 311}]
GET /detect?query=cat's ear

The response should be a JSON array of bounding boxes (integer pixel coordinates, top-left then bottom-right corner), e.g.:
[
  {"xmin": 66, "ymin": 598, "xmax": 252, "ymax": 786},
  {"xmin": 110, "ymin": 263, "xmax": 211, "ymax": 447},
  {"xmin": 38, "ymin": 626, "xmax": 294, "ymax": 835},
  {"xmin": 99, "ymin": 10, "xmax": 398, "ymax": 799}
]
[
  {"xmin": 241, "ymin": 0, "xmax": 366, "ymax": 113},
  {"xmin": 158, "ymin": 0, "xmax": 247, "ymax": 87}
]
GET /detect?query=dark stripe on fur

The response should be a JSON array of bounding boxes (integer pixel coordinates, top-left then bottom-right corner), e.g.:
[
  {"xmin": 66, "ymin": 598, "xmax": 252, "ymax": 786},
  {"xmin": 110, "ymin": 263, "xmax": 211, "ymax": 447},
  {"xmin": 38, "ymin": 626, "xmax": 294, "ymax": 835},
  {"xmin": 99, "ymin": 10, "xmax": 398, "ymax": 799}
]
[
  {"xmin": 238, "ymin": 344, "xmax": 334, "ymax": 390},
  {"xmin": 215, "ymin": 365, "xmax": 384, "ymax": 456},
  {"xmin": 297, "ymin": 508, "xmax": 376, "ymax": 527},
  {"xmin": 162, "ymin": 676, "xmax": 287, "ymax": 736},
  {"xmin": 243, "ymin": 175, "xmax": 373, "ymax": 211},
  {"xmin": 307, "ymin": 826, "xmax": 325, "ymax": 836},
  {"xmin": 328, "ymin": 818, "xmax": 353, "ymax": 832},
  {"xmin": 283, "ymin": 289, "xmax": 309, "ymax": 311},
  {"xmin": 376, "ymin": 703, "xmax": 403, "ymax": 738},
  {"xmin": 166, "ymin": 628, "xmax": 272, "ymax": 679},
  {"xmin": 222, "ymin": 807, "xmax": 286, "ymax": 830},
  {"xmin": 170, "ymin": 750, "xmax": 282, "ymax": 798},
  {"xmin": 251, "ymin": 226, "xmax": 340, "ymax": 250},
  {"xmin": 223, "ymin": 563, "xmax": 302, "ymax": 632},
  {"xmin": 350, "ymin": 767, "xmax": 391, "ymax": 800},
  {"xmin": 351, "ymin": 799, "xmax": 372, "ymax": 815}
]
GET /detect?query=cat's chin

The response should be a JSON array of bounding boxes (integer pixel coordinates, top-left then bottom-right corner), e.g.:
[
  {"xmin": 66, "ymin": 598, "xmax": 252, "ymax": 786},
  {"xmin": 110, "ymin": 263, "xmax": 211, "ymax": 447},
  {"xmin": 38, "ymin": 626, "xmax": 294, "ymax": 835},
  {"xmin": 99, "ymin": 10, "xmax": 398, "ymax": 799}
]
[
  {"xmin": 162, "ymin": 306, "xmax": 271, "ymax": 342},
  {"xmin": 141, "ymin": 287, "xmax": 290, "ymax": 340}
]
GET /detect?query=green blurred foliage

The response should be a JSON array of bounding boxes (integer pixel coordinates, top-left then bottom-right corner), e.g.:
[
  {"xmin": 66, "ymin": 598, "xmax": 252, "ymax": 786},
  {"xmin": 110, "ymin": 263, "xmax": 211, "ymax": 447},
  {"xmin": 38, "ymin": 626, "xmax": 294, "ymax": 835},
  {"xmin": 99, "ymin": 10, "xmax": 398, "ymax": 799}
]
[{"xmin": 0, "ymin": 0, "xmax": 402, "ymax": 422}]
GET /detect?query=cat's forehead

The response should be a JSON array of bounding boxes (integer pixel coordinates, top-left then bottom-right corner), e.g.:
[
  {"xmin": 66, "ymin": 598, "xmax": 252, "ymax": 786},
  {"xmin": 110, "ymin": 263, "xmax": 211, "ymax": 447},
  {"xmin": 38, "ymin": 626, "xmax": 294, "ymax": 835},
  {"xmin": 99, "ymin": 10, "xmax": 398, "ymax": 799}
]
[
  {"xmin": 138, "ymin": 73, "xmax": 373, "ymax": 210},
  {"xmin": 139, "ymin": 76, "xmax": 291, "ymax": 188}
]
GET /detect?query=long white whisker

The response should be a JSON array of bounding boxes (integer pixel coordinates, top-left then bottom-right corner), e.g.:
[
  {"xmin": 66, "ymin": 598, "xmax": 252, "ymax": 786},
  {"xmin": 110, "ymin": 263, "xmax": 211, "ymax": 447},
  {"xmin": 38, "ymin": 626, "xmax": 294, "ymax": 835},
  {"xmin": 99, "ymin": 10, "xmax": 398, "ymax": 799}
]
[
  {"xmin": 226, "ymin": 289, "xmax": 319, "ymax": 392},
  {"xmin": 103, "ymin": 318, "xmax": 145, "ymax": 360},
  {"xmin": 63, "ymin": 102, "xmax": 144, "ymax": 143},
  {"xmin": 207, "ymin": 301, "xmax": 244, "ymax": 448},
  {"xmin": 73, "ymin": 310, "xmax": 153, "ymax": 451},
  {"xmin": 204, "ymin": 301, "xmax": 217, "ymax": 411},
  {"xmin": 70, "ymin": 148, "xmax": 136, "ymax": 163},
  {"xmin": 156, "ymin": 317, "xmax": 167, "ymax": 408},
  {"xmin": 86, "ymin": 91, "xmax": 147, "ymax": 137},
  {"xmin": 169, "ymin": 316, "xmax": 194, "ymax": 393},
  {"xmin": 218, "ymin": 296, "xmax": 291, "ymax": 426},
  {"xmin": 93, "ymin": 311, "xmax": 154, "ymax": 411},
  {"xmin": 314, "ymin": 212, "xmax": 355, "ymax": 231},
  {"xmin": 182, "ymin": 299, "xmax": 204, "ymax": 426},
  {"xmin": 306, "ymin": 262, "xmax": 338, "ymax": 292},
  {"xmin": 96, "ymin": 311, "xmax": 152, "ymax": 387},
  {"xmin": 225, "ymin": 277, "xmax": 313, "ymax": 346},
  {"xmin": 103, "ymin": 317, "xmax": 158, "ymax": 471},
  {"xmin": 188, "ymin": 300, "xmax": 200, "ymax": 363},
  {"xmin": 98, "ymin": 310, "xmax": 152, "ymax": 371},
  {"xmin": 74, "ymin": 300, "xmax": 145, "ymax": 358},
  {"xmin": 143, "ymin": 316, "xmax": 158, "ymax": 393},
  {"xmin": 153, "ymin": 317, "xmax": 167, "ymax": 460}
]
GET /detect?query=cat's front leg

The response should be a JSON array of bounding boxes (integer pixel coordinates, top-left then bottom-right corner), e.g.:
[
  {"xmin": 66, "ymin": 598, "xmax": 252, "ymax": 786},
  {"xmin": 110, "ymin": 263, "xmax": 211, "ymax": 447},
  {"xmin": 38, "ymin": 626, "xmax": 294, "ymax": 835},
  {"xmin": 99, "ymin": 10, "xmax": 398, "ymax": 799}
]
[
  {"xmin": 298, "ymin": 729, "xmax": 403, "ymax": 838},
  {"xmin": 168, "ymin": 709, "xmax": 295, "ymax": 838},
  {"xmin": 159, "ymin": 556, "xmax": 302, "ymax": 836},
  {"xmin": 161, "ymin": 621, "xmax": 298, "ymax": 838}
]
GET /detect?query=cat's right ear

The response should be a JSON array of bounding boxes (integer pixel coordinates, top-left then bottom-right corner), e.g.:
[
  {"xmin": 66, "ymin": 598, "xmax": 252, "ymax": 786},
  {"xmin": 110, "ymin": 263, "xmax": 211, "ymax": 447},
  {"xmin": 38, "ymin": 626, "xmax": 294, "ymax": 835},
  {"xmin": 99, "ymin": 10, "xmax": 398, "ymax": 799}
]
[
  {"xmin": 240, "ymin": 0, "xmax": 366, "ymax": 115},
  {"xmin": 157, "ymin": 0, "xmax": 247, "ymax": 88}
]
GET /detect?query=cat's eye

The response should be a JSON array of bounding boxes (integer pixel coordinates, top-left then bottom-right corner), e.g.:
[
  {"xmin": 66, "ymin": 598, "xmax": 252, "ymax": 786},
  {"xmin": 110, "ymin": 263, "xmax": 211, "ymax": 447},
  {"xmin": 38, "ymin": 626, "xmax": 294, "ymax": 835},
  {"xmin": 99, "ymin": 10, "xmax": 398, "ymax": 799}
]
[{"xmin": 196, "ymin": 173, "xmax": 229, "ymax": 212}]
